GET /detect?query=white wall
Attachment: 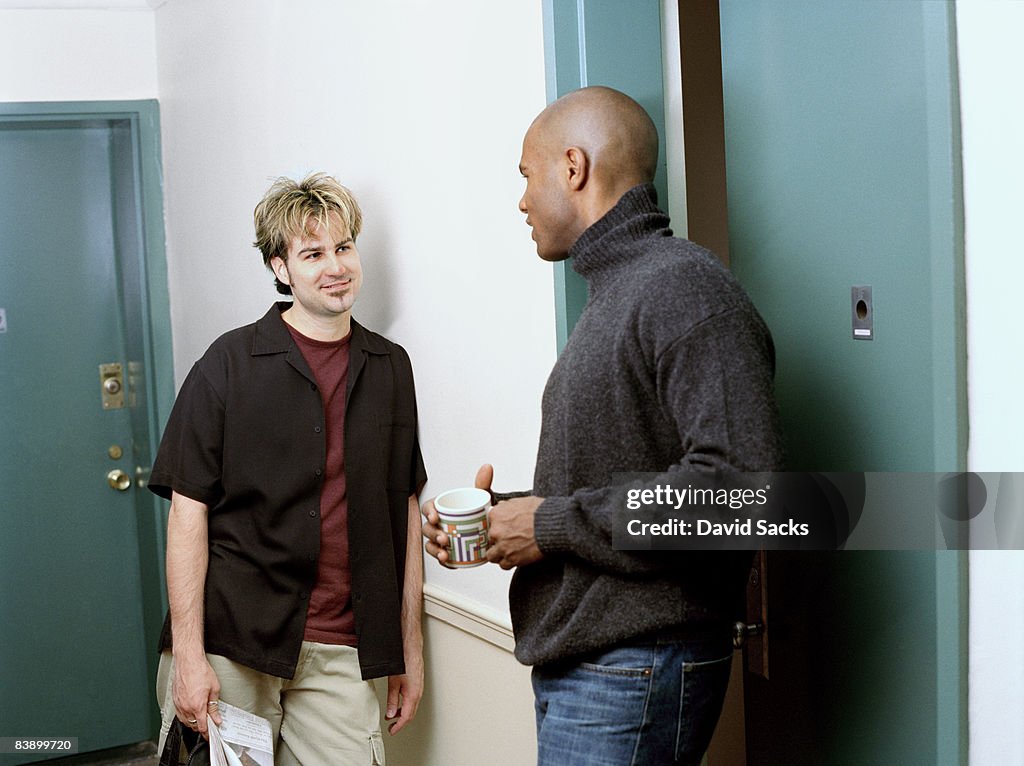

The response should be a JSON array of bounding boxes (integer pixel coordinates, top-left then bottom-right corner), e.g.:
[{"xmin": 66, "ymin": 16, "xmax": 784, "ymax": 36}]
[
  {"xmin": 0, "ymin": 9, "xmax": 157, "ymax": 101},
  {"xmin": 957, "ymin": 2, "xmax": 1024, "ymax": 764},
  {"xmin": 153, "ymin": 0, "xmax": 552, "ymax": 614}
]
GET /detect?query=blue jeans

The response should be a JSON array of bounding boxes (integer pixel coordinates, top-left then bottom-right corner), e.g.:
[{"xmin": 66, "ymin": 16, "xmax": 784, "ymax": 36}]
[{"xmin": 532, "ymin": 633, "xmax": 733, "ymax": 766}]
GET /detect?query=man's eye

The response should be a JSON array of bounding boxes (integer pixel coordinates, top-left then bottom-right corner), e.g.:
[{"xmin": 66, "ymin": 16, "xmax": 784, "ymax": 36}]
[{"xmin": 337, "ymin": 245, "xmax": 349, "ymax": 253}]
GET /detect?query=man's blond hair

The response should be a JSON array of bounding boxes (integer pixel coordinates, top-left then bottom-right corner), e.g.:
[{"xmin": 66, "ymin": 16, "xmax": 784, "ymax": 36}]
[{"xmin": 253, "ymin": 172, "xmax": 363, "ymax": 295}]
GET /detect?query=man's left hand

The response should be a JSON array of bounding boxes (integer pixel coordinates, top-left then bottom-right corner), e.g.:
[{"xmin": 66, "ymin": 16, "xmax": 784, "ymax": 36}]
[{"xmin": 486, "ymin": 496, "xmax": 545, "ymax": 569}]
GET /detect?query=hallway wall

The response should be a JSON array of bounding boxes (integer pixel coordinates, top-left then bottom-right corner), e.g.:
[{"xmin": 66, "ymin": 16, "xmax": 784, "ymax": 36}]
[{"xmin": 0, "ymin": 9, "xmax": 157, "ymax": 100}]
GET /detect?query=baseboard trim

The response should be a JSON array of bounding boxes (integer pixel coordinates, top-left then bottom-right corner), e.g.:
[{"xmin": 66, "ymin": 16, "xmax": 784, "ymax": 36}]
[{"xmin": 422, "ymin": 584, "xmax": 516, "ymax": 653}]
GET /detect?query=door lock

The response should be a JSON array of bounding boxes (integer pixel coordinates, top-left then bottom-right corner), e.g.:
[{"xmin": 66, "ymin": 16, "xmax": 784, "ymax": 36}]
[
  {"xmin": 107, "ymin": 469, "xmax": 131, "ymax": 492},
  {"xmin": 99, "ymin": 363, "xmax": 125, "ymax": 409}
]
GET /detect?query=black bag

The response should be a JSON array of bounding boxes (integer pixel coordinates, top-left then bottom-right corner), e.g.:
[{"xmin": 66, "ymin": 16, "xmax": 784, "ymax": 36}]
[{"xmin": 159, "ymin": 719, "xmax": 210, "ymax": 766}]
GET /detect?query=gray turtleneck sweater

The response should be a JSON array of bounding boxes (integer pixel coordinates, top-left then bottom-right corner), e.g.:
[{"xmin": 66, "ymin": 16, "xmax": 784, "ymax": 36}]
[{"xmin": 509, "ymin": 183, "xmax": 784, "ymax": 667}]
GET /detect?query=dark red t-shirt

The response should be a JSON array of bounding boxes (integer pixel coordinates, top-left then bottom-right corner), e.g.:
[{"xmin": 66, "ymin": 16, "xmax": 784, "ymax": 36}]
[{"xmin": 287, "ymin": 324, "xmax": 357, "ymax": 646}]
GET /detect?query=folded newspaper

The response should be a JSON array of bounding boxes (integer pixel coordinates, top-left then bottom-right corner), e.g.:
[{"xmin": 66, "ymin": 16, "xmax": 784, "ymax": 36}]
[{"xmin": 206, "ymin": 701, "xmax": 273, "ymax": 766}]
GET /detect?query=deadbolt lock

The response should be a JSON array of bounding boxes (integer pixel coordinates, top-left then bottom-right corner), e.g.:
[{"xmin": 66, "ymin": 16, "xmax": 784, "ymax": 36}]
[{"xmin": 99, "ymin": 363, "xmax": 125, "ymax": 409}]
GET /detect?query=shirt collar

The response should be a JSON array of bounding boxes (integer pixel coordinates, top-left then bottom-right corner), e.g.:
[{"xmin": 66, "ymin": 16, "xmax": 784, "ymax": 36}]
[{"xmin": 251, "ymin": 302, "xmax": 389, "ymax": 357}]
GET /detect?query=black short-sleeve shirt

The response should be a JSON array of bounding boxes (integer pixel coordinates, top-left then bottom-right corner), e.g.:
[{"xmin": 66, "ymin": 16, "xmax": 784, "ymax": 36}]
[{"xmin": 149, "ymin": 303, "xmax": 427, "ymax": 680}]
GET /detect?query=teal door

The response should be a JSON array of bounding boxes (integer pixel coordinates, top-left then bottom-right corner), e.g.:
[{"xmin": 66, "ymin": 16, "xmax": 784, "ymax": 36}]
[
  {"xmin": 719, "ymin": 2, "xmax": 966, "ymax": 763},
  {"xmin": 0, "ymin": 114, "xmax": 166, "ymax": 762}
]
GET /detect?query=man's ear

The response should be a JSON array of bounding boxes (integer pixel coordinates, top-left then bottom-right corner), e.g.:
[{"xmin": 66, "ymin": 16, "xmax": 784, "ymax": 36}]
[
  {"xmin": 270, "ymin": 255, "xmax": 290, "ymax": 287},
  {"xmin": 565, "ymin": 146, "xmax": 589, "ymax": 191}
]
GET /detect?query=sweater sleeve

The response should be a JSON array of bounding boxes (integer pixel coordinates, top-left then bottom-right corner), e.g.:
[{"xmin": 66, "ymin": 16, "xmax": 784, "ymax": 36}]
[{"xmin": 532, "ymin": 308, "xmax": 784, "ymax": 574}]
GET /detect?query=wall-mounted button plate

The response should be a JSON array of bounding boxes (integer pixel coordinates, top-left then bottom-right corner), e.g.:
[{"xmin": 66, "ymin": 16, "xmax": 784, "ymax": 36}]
[{"xmin": 852, "ymin": 286, "xmax": 873, "ymax": 340}]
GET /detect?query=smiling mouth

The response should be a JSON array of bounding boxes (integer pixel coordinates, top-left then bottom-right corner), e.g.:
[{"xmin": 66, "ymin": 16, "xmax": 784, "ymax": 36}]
[{"xmin": 322, "ymin": 279, "xmax": 351, "ymax": 291}]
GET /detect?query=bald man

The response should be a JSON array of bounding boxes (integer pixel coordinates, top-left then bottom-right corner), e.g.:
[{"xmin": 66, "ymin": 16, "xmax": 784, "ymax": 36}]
[{"xmin": 424, "ymin": 87, "xmax": 783, "ymax": 765}]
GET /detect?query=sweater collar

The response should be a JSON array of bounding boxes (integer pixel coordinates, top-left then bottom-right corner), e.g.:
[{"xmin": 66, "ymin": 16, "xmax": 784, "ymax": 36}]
[{"xmin": 569, "ymin": 183, "xmax": 671, "ymax": 280}]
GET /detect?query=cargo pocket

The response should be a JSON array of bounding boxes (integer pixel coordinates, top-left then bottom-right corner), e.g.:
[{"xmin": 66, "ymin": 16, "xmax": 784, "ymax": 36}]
[{"xmin": 369, "ymin": 731, "xmax": 385, "ymax": 765}]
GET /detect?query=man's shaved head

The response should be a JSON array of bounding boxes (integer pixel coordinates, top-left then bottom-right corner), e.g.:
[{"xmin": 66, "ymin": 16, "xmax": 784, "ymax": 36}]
[
  {"xmin": 529, "ymin": 86, "xmax": 659, "ymax": 192},
  {"xmin": 518, "ymin": 87, "xmax": 660, "ymax": 261}
]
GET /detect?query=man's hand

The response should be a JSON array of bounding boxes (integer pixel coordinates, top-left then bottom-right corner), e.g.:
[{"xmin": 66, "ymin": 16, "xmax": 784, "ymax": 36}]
[
  {"xmin": 422, "ymin": 464, "xmax": 493, "ymax": 565},
  {"xmin": 385, "ymin": 648, "xmax": 423, "ymax": 735},
  {"xmin": 171, "ymin": 652, "xmax": 222, "ymax": 738},
  {"xmin": 486, "ymin": 495, "xmax": 544, "ymax": 569}
]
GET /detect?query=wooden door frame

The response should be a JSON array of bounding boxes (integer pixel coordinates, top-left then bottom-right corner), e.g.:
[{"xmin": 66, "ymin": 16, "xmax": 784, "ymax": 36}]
[{"xmin": 0, "ymin": 99, "xmax": 173, "ymax": 737}]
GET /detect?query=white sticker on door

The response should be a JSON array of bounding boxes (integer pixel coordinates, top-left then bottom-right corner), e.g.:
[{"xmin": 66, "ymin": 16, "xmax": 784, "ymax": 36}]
[{"xmin": 0, "ymin": 308, "xmax": 6, "ymax": 333}]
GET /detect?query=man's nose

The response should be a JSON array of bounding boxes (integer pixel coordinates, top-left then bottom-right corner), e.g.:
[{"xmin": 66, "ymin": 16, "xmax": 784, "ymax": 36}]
[
  {"xmin": 327, "ymin": 252, "xmax": 348, "ymax": 272},
  {"xmin": 518, "ymin": 194, "xmax": 527, "ymax": 214}
]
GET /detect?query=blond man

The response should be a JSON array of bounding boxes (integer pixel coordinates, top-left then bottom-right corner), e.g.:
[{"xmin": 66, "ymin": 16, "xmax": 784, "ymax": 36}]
[{"xmin": 151, "ymin": 173, "xmax": 426, "ymax": 764}]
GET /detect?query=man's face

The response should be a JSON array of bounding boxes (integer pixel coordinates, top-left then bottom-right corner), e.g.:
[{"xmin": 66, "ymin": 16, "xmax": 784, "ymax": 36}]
[
  {"xmin": 518, "ymin": 125, "xmax": 579, "ymax": 262},
  {"xmin": 271, "ymin": 212, "xmax": 362, "ymax": 324}
]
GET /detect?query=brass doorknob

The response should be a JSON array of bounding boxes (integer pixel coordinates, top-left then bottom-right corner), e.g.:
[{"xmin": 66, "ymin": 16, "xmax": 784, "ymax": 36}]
[
  {"xmin": 733, "ymin": 620, "xmax": 764, "ymax": 649},
  {"xmin": 107, "ymin": 469, "xmax": 131, "ymax": 491}
]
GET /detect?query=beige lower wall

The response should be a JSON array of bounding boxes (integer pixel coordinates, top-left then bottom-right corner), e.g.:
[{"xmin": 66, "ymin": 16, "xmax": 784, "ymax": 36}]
[{"xmin": 376, "ymin": 603, "xmax": 536, "ymax": 765}]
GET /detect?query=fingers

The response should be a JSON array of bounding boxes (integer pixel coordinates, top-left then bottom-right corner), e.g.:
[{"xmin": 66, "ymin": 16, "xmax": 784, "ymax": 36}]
[
  {"xmin": 481, "ymin": 496, "xmax": 544, "ymax": 570},
  {"xmin": 385, "ymin": 676, "xmax": 401, "ymax": 722},
  {"xmin": 385, "ymin": 676, "xmax": 422, "ymax": 735},
  {"xmin": 424, "ymin": 538, "xmax": 451, "ymax": 564},
  {"xmin": 207, "ymin": 697, "xmax": 222, "ymax": 728},
  {"xmin": 420, "ymin": 498, "xmax": 450, "ymax": 564},
  {"xmin": 172, "ymin": 656, "xmax": 221, "ymax": 738},
  {"xmin": 475, "ymin": 463, "xmax": 494, "ymax": 495},
  {"xmin": 387, "ymin": 703, "xmax": 417, "ymax": 735},
  {"xmin": 174, "ymin": 694, "xmax": 210, "ymax": 736}
]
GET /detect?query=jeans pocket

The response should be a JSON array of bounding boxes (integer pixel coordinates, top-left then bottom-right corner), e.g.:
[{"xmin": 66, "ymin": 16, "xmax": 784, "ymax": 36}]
[
  {"xmin": 578, "ymin": 661, "xmax": 653, "ymax": 678},
  {"xmin": 578, "ymin": 645, "xmax": 654, "ymax": 678},
  {"xmin": 675, "ymin": 652, "xmax": 733, "ymax": 763}
]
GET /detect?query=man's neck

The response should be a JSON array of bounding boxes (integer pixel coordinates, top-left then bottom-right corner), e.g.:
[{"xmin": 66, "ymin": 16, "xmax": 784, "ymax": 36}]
[
  {"xmin": 581, "ymin": 180, "xmax": 640, "ymax": 233},
  {"xmin": 281, "ymin": 304, "xmax": 352, "ymax": 342}
]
